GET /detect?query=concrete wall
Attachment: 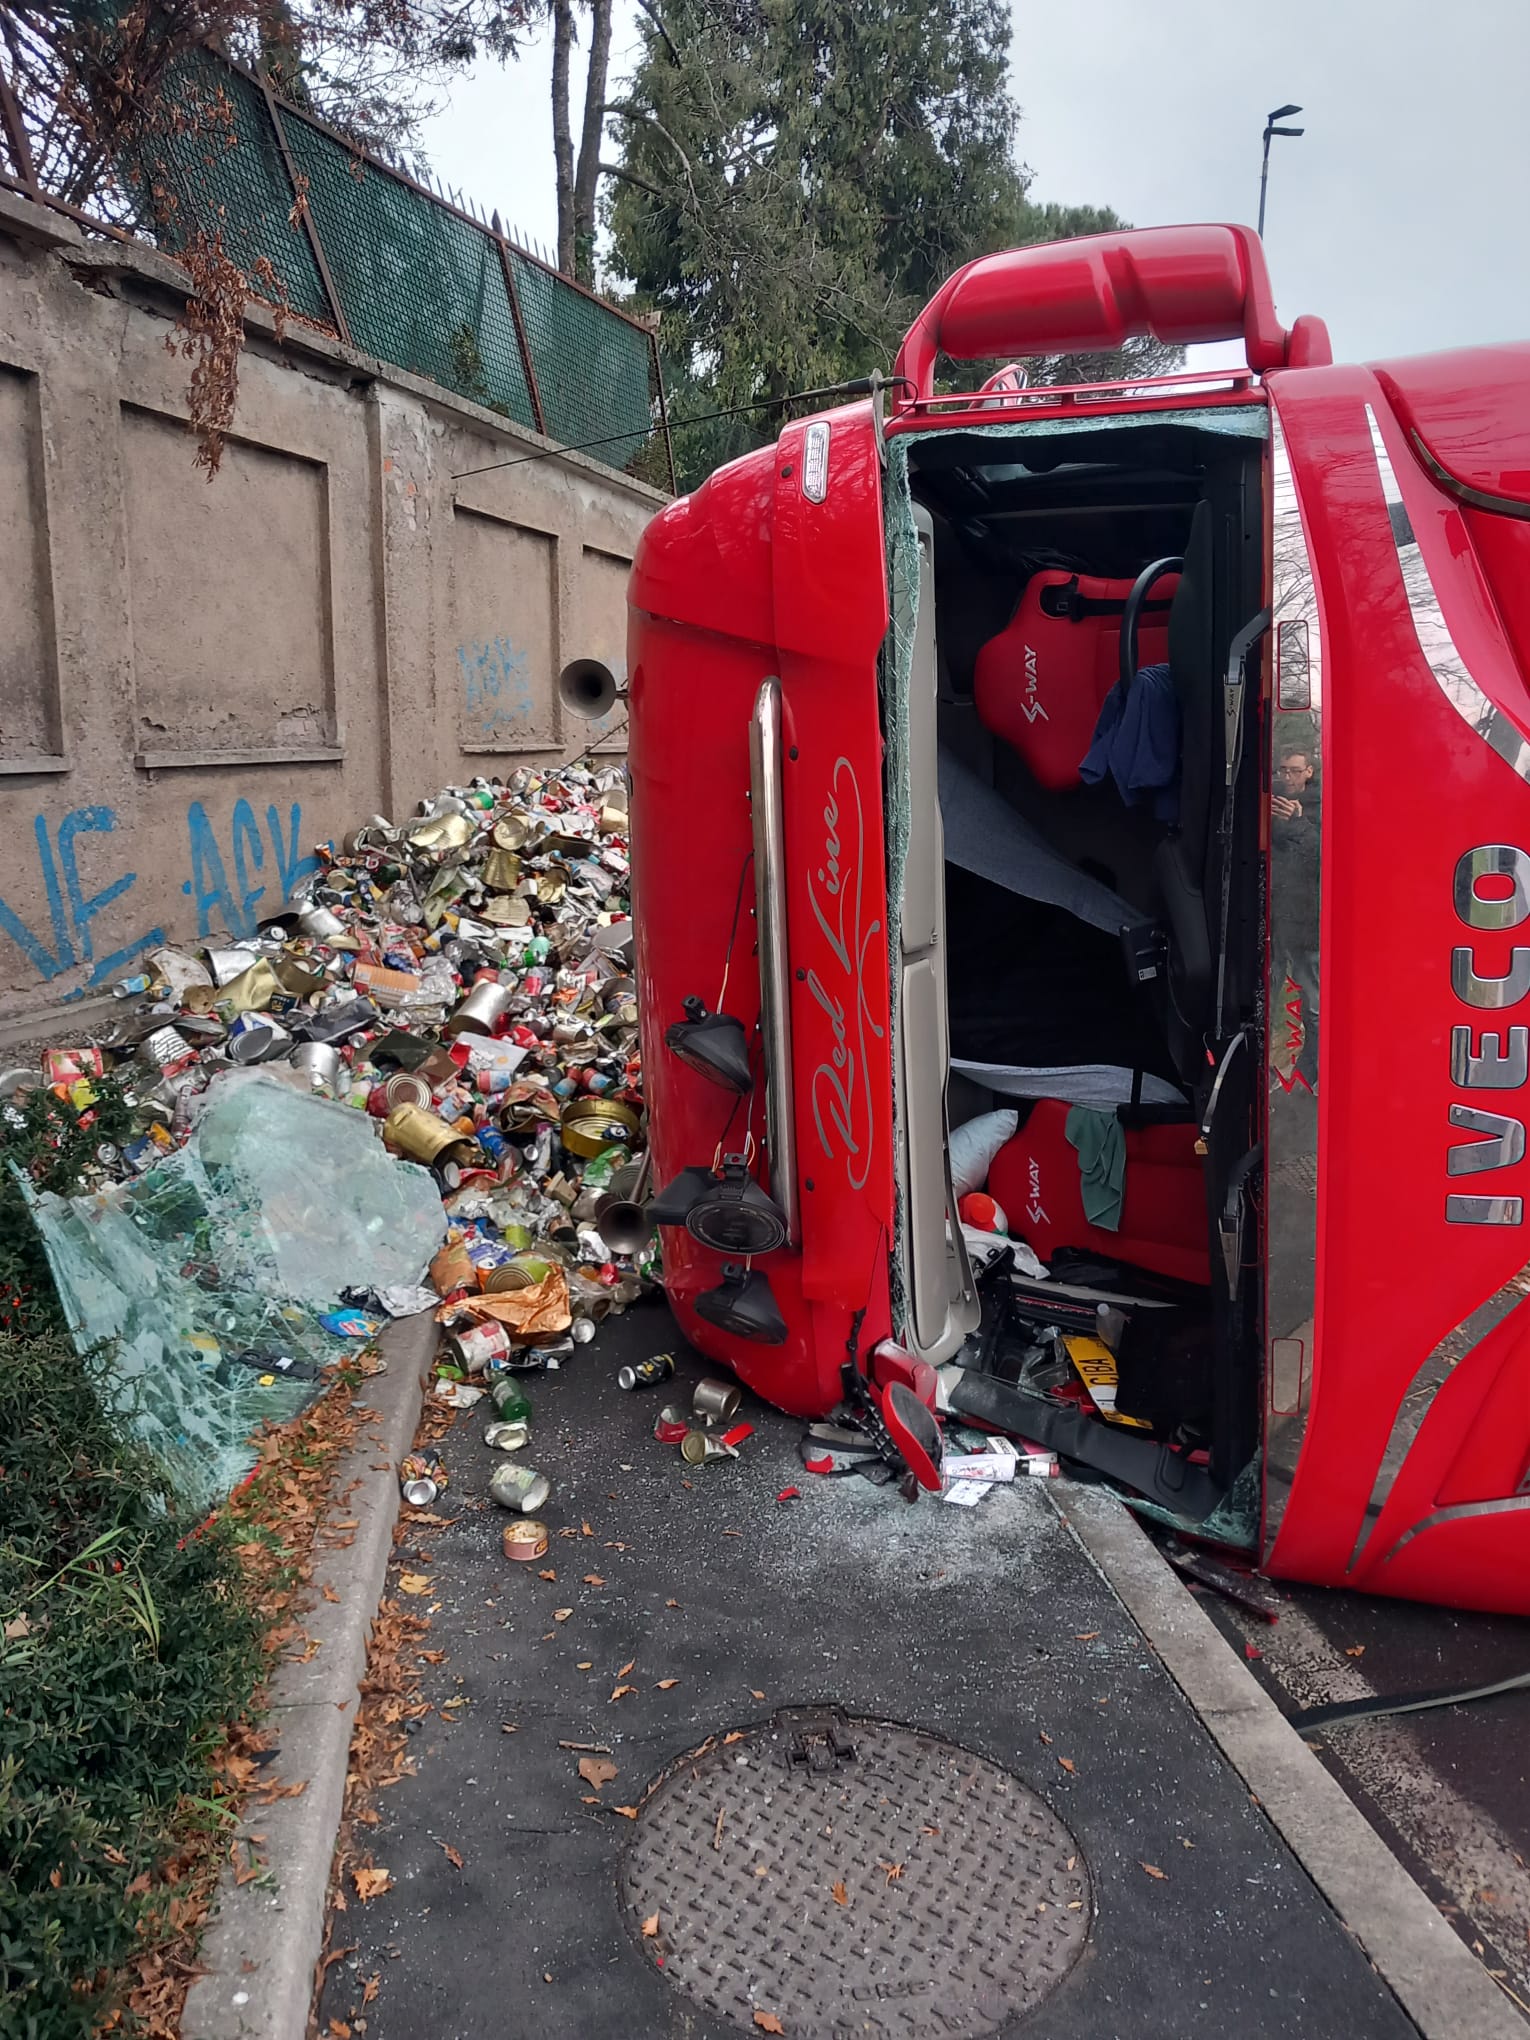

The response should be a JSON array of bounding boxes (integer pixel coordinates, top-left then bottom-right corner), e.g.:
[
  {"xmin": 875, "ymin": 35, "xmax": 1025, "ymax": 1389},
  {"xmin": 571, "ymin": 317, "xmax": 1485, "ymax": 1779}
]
[{"xmin": 0, "ymin": 189, "xmax": 660, "ymax": 1030}]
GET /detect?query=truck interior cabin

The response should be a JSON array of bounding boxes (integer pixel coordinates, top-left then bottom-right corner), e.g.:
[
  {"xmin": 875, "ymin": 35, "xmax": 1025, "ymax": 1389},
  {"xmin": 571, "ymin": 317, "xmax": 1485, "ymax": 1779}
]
[{"xmin": 891, "ymin": 403, "xmax": 1272, "ymax": 1529}]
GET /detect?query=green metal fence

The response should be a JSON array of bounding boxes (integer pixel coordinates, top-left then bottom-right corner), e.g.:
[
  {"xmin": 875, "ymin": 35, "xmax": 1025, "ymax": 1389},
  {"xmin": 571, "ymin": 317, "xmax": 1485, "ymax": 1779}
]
[{"xmin": 120, "ymin": 50, "xmax": 673, "ymax": 488}]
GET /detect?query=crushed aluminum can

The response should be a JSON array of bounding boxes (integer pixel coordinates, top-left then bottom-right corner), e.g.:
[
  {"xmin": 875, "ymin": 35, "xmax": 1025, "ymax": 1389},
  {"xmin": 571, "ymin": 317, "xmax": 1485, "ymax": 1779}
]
[
  {"xmin": 488, "ymin": 1460, "xmax": 551, "ymax": 1514},
  {"xmin": 502, "ymin": 1518, "xmax": 550, "ymax": 1562},
  {"xmin": 692, "ymin": 1377, "xmax": 742, "ymax": 1425},
  {"xmin": 140, "ymin": 1026, "xmax": 196, "ymax": 1074},
  {"xmin": 297, "ymin": 903, "xmax": 347, "ymax": 941},
  {"xmin": 226, "ymin": 1013, "xmax": 290, "ymax": 1064},
  {"xmin": 653, "ymin": 1403, "xmax": 689, "ymax": 1444},
  {"xmin": 484, "ymin": 1419, "xmax": 530, "ymax": 1453},
  {"xmin": 618, "ymin": 1353, "xmax": 676, "ymax": 1391},
  {"xmin": 400, "ymin": 1448, "xmax": 447, "ymax": 1507},
  {"xmin": 206, "ymin": 945, "xmax": 262, "ymax": 987},
  {"xmin": 679, "ymin": 1428, "xmax": 734, "ymax": 1465}
]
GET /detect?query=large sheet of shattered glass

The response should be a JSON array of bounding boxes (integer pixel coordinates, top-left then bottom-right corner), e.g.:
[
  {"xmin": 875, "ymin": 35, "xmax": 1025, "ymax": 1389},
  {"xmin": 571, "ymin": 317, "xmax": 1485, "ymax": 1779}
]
[{"xmin": 23, "ymin": 1076, "xmax": 445, "ymax": 1510}]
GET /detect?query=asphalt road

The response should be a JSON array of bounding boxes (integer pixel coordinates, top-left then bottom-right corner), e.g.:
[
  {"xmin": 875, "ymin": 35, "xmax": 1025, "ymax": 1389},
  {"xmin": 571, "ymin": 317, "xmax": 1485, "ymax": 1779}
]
[
  {"xmin": 1201, "ymin": 1567, "xmax": 1530, "ymax": 2013},
  {"xmin": 318, "ymin": 1300, "xmax": 1421, "ymax": 2040}
]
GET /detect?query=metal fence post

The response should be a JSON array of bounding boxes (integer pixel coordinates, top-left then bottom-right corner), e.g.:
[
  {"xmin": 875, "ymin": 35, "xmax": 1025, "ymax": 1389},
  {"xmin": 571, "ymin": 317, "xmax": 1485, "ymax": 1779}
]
[
  {"xmin": 257, "ymin": 75, "xmax": 353, "ymax": 348},
  {"xmin": 0, "ymin": 59, "xmax": 42, "ymax": 198},
  {"xmin": 496, "ymin": 237, "xmax": 547, "ymax": 437},
  {"xmin": 651, "ymin": 333, "xmax": 677, "ymax": 494}
]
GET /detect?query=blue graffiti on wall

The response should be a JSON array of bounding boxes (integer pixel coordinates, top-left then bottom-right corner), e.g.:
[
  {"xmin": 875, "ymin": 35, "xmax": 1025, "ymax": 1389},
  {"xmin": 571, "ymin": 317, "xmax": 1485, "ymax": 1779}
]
[
  {"xmin": 0, "ymin": 797, "xmax": 318, "ymax": 993},
  {"xmin": 458, "ymin": 638, "xmax": 533, "ymax": 736},
  {"xmin": 184, "ymin": 799, "xmax": 315, "ymax": 940}
]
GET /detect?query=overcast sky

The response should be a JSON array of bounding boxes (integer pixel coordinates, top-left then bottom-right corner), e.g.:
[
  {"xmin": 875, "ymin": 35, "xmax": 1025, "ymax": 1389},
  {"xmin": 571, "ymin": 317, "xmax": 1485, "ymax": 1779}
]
[{"xmin": 418, "ymin": 0, "xmax": 1530, "ymax": 365}]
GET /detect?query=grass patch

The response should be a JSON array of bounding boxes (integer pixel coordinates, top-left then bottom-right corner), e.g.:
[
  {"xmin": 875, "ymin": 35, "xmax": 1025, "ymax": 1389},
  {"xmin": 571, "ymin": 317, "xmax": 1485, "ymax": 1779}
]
[{"xmin": 0, "ymin": 1325, "xmax": 264, "ymax": 2040}]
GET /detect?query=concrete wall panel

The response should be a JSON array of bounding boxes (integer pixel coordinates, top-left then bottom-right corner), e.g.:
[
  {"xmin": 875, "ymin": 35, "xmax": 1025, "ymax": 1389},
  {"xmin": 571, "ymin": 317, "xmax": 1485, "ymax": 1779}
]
[{"xmin": 0, "ymin": 198, "xmax": 661, "ymax": 1029}]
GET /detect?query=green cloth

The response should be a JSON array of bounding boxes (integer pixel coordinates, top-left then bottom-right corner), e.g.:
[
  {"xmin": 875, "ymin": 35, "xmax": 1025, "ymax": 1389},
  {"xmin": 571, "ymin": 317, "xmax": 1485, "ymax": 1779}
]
[{"xmin": 1065, "ymin": 1106, "xmax": 1126, "ymax": 1232}]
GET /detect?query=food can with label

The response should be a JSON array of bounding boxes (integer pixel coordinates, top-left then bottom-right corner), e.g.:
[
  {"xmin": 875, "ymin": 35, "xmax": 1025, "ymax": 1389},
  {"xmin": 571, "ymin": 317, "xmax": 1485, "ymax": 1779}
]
[{"xmin": 502, "ymin": 1519, "xmax": 550, "ymax": 1563}]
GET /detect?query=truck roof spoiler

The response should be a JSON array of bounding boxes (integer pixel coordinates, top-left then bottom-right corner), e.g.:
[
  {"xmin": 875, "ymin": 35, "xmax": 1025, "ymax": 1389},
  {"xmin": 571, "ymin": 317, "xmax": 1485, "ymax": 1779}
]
[{"xmin": 893, "ymin": 223, "xmax": 1332, "ymax": 411}]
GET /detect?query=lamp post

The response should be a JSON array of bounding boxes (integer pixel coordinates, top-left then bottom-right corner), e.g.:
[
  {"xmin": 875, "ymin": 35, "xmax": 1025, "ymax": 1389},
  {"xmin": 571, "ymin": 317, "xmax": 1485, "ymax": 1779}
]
[{"xmin": 1258, "ymin": 103, "xmax": 1305, "ymax": 238}]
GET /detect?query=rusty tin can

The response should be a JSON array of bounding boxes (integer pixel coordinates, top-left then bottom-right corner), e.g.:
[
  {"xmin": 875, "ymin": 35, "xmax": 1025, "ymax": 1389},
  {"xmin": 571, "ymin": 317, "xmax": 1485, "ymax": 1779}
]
[{"xmin": 617, "ymin": 1353, "xmax": 676, "ymax": 1392}]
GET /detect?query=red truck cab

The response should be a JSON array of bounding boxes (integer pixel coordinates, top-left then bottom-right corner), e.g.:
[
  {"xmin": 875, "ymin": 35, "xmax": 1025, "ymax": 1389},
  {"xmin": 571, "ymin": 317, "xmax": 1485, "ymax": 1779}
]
[{"xmin": 621, "ymin": 223, "xmax": 1530, "ymax": 1615}]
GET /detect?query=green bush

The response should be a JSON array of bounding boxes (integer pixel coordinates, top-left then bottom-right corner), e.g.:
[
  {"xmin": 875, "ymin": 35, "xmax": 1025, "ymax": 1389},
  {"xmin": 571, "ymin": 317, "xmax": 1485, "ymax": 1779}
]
[{"xmin": 0, "ymin": 1327, "xmax": 263, "ymax": 2039}]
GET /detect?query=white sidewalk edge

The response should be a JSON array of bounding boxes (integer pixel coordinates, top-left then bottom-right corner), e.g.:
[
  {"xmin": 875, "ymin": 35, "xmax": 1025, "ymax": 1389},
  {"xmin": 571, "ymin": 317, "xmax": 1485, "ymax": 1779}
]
[{"xmin": 180, "ymin": 1314, "xmax": 434, "ymax": 2040}]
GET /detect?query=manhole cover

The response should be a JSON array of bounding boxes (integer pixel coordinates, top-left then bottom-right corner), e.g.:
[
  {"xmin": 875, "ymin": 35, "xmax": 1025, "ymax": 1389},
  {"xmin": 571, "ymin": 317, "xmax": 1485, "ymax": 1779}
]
[{"xmin": 620, "ymin": 1708, "xmax": 1091, "ymax": 2038}]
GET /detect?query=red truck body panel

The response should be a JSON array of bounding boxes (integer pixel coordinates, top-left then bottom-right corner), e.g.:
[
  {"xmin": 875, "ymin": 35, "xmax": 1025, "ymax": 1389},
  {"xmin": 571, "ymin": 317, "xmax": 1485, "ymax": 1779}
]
[{"xmin": 627, "ymin": 225, "xmax": 1530, "ymax": 1613}]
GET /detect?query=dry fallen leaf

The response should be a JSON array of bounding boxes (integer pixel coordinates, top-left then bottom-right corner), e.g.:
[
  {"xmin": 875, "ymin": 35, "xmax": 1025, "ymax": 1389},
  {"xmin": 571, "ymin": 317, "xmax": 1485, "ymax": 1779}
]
[
  {"xmin": 361, "ymin": 1975, "xmax": 379, "ymax": 2005},
  {"xmin": 613, "ymin": 1805, "xmax": 639, "ymax": 1819},
  {"xmin": 1057, "ymin": 1757, "xmax": 1076, "ymax": 1774},
  {"xmin": 749, "ymin": 1688, "xmax": 765, "ymax": 1700},
  {"xmin": 352, "ymin": 1866, "xmax": 392, "ymax": 1901},
  {"xmin": 1140, "ymin": 1862, "xmax": 1167, "ymax": 1880},
  {"xmin": 436, "ymin": 1841, "xmax": 464, "ymax": 1870},
  {"xmin": 753, "ymin": 2014, "xmax": 785, "ymax": 2034},
  {"xmin": 1345, "ymin": 1644, "xmax": 1366, "ymax": 1658},
  {"xmin": 554, "ymin": 1608, "xmax": 573, "ymax": 1623},
  {"xmin": 578, "ymin": 1757, "xmax": 618, "ymax": 1789},
  {"xmin": 656, "ymin": 1679, "xmax": 680, "ymax": 1691},
  {"xmin": 831, "ymin": 1880, "xmax": 848, "ymax": 1906},
  {"xmin": 583, "ymin": 1575, "xmax": 606, "ymax": 1587},
  {"xmin": 724, "ymin": 1730, "xmax": 746, "ymax": 1745},
  {"xmin": 618, "ymin": 1658, "xmax": 636, "ymax": 1677},
  {"xmin": 641, "ymin": 1912, "xmax": 661, "ymax": 1938},
  {"xmin": 880, "ymin": 1861, "xmax": 904, "ymax": 1884},
  {"xmin": 577, "ymin": 1661, "xmax": 594, "ymax": 1670},
  {"xmin": 1074, "ymin": 1631, "xmax": 1100, "ymax": 1642},
  {"xmin": 538, "ymin": 1568, "xmax": 557, "ymax": 1581},
  {"xmin": 581, "ymin": 1521, "xmax": 594, "ymax": 1537},
  {"xmin": 397, "ymin": 1573, "xmax": 431, "ymax": 1596},
  {"xmin": 322, "ymin": 1583, "xmax": 341, "ymax": 1603},
  {"xmin": 1038, "ymin": 1729, "xmax": 1053, "ymax": 1745},
  {"xmin": 666, "ymin": 1599, "xmax": 680, "ymax": 1609},
  {"xmin": 611, "ymin": 1683, "xmax": 637, "ymax": 1701}
]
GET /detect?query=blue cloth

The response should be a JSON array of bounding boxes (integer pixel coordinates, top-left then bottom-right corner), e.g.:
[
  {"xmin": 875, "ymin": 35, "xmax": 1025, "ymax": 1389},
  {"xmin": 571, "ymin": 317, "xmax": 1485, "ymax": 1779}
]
[{"xmin": 1078, "ymin": 663, "xmax": 1181, "ymax": 823}]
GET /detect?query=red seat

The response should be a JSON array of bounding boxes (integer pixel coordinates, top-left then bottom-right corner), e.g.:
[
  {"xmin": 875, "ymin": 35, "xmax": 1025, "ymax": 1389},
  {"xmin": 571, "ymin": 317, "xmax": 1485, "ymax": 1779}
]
[
  {"xmin": 974, "ymin": 570, "xmax": 1176, "ymax": 790},
  {"xmin": 987, "ymin": 1099, "xmax": 1210, "ymax": 1287}
]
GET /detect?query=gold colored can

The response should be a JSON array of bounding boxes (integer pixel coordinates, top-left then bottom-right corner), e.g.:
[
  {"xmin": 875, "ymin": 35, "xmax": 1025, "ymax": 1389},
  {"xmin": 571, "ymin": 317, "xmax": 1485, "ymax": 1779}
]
[
  {"xmin": 502, "ymin": 1519, "xmax": 550, "ymax": 1563},
  {"xmin": 483, "ymin": 1262, "xmax": 536, "ymax": 1293},
  {"xmin": 385, "ymin": 1102, "xmax": 473, "ymax": 1166},
  {"xmin": 559, "ymin": 1096, "xmax": 640, "ymax": 1160},
  {"xmin": 482, "ymin": 846, "xmax": 522, "ymax": 891}
]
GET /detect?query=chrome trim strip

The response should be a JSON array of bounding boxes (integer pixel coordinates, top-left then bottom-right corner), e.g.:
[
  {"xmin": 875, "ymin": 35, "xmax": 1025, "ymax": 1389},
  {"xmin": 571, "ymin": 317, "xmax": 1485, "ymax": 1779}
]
[
  {"xmin": 1407, "ymin": 428, "xmax": 1530, "ymax": 523},
  {"xmin": 750, "ymin": 677, "xmax": 799, "ymax": 1242},
  {"xmin": 1381, "ymin": 1493, "xmax": 1530, "ymax": 1566},
  {"xmin": 1262, "ymin": 405, "xmax": 1324, "ymax": 1562},
  {"xmin": 1345, "ymin": 1276, "xmax": 1530, "ymax": 1574},
  {"xmin": 1366, "ymin": 404, "xmax": 1530, "ymax": 786}
]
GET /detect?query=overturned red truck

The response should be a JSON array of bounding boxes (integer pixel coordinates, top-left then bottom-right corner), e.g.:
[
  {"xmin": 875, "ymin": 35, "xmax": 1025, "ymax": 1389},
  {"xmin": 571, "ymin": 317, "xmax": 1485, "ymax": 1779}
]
[{"xmin": 605, "ymin": 223, "xmax": 1530, "ymax": 1615}]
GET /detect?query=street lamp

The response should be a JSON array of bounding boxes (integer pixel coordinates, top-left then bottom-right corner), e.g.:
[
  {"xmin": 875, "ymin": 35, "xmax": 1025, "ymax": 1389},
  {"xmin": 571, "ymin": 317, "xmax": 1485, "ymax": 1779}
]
[{"xmin": 1257, "ymin": 103, "xmax": 1305, "ymax": 238}]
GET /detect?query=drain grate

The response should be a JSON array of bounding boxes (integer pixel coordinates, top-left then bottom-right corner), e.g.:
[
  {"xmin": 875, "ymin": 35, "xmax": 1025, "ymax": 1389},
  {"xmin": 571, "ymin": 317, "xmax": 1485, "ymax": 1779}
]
[{"xmin": 620, "ymin": 1708, "xmax": 1090, "ymax": 2038}]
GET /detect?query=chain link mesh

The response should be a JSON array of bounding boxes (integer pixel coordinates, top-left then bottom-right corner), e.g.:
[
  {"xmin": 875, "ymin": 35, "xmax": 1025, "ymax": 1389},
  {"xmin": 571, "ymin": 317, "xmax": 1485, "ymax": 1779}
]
[{"xmin": 124, "ymin": 50, "xmax": 668, "ymax": 482}]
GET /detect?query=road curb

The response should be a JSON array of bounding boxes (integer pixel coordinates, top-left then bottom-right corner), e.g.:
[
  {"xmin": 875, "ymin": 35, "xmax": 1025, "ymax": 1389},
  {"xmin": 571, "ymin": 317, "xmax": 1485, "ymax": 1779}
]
[
  {"xmin": 180, "ymin": 1313, "xmax": 435, "ymax": 2040},
  {"xmin": 1057, "ymin": 1483, "xmax": 1529, "ymax": 2040}
]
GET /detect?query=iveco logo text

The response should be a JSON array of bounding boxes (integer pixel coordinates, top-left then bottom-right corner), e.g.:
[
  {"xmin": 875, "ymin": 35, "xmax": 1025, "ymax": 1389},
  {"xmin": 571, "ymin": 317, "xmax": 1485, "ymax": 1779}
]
[
  {"xmin": 1448, "ymin": 844, "xmax": 1530, "ymax": 1226},
  {"xmin": 1020, "ymin": 645, "xmax": 1048, "ymax": 724}
]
